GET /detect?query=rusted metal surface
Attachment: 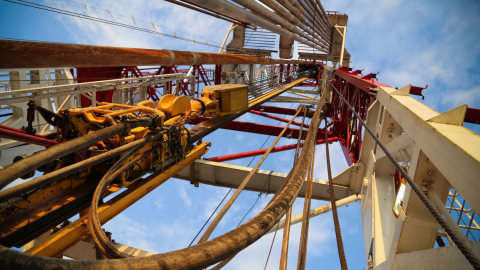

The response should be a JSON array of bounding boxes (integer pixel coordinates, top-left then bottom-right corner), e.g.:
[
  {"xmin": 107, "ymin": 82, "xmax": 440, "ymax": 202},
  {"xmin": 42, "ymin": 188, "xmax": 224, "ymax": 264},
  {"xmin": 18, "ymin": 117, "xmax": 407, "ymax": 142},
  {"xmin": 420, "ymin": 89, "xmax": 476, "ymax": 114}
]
[
  {"xmin": 0, "ymin": 40, "xmax": 312, "ymax": 69},
  {"xmin": 230, "ymin": 0, "xmax": 328, "ymax": 52},
  {"xmin": 259, "ymin": 0, "xmax": 329, "ymax": 48},
  {"xmin": 0, "ymin": 75, "xmax": 325, "ymax": 270}
]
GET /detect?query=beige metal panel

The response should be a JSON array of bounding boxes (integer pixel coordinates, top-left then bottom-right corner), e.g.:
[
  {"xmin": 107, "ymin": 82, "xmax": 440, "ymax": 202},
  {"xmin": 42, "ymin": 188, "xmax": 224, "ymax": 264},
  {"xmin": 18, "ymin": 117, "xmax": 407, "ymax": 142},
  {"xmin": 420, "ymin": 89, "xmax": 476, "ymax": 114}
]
[
  {"xmin": 332, "ymin": 164, "xmax": 359, "ymax": 186},
  {"xmin": 175, "ymin": 160, "xmax": 350, "ymax": 201},
  {"xmin": 376, "ymin": 86, "xmax": 480, "ymax": 214},
  {"xmin": 390, "ymin": 241, "xmax": 480, "ymax": 270},
  {"xmin": 358, "ymin": 101, "xmax": 382, "ymax": 261},
  {"xmin": 375, "ymin": 132, "xmax": 414, "ymax": 162}
]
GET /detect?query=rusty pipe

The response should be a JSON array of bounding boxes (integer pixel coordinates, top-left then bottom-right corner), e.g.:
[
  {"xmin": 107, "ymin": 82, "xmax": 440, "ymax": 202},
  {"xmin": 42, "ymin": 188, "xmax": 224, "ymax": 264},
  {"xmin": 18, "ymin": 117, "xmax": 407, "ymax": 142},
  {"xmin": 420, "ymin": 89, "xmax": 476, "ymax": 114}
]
[
  {"xmin": 182, "ymin": 0, "xmax": 325, "ymax": 52},
  {"xmin": 0, "ymin": 83, "xmax": 327, "ymax": 270},
  {"xmin": 266, "ymin": 195, "xmax": 361, "ymax": 234},
  {"xmin": 297, "ymin": 0, "xmax": 331, "ymax": 37},
  {"xmin": 230, "ymin": 0, "xmax": 329, "ymax": 51},
  {"xmin": 276, "ymin": 0, "xmax": 331, "ymax": 43},
  {"xmin": 309, "ymin": 0, "xmax": 332, "ymax": 29},
  {"xmin": 258, "ymin": 0, "xmax": 329, "ymax": 48},
  {"xmin": 0, "ymin": 39, "xmax": 313, "ymax": 69},
  {"xmin": 291, "ymin": 0, "xmax": 331, "ymax": 40}
]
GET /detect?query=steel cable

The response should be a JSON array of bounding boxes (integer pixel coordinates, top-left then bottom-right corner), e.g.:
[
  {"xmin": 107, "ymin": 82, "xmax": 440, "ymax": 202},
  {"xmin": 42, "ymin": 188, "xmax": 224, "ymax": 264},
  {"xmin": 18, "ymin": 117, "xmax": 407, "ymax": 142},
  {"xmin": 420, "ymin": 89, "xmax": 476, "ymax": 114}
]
[
  {"xmin": 3, "ymin": 0, "xmax": 221, "ymax": 49},
  {"xmin": 328, "ymin": 80, "xmax": 480, "ymax": 270}
]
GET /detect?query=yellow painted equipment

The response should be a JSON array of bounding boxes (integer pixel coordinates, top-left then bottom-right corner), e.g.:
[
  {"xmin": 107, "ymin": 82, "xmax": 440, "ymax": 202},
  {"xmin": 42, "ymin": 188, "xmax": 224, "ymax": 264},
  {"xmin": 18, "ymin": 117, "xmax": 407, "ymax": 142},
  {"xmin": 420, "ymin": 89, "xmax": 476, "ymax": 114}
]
[{"xmin": 202, "ymin": 84, "xmax": 248, "ymax": 116}]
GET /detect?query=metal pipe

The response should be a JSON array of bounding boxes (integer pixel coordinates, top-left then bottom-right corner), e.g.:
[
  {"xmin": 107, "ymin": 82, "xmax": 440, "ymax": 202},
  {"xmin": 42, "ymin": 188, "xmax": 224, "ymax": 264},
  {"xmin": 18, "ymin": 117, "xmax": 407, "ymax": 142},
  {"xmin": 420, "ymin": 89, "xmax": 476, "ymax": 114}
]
[
  {"xmin": 299, "ymin": 0, "xmax": 330, "ymax": 34},
  {"xmin": 291, "ymin": 0, "xmax": 331, "ymax": 39},
  {"xmin": 298, "ymin": 0, "xmax": 331, "ymax": 36},
  {"xmin": 0, "ymin": 40, "xmax": 312, "ymax": 69},
  {"xmin": 230, "ymin": 0, "xmax": 328, "ymax": 51},
  {"xmin": 310, "ymin": 0, "xmax": 332, "ymax": 29},
  {"xmin": 0, "ymin": 127, "xmax": 57, "ymax": 148},
  {"xmin": 267, "ymin": 195, "xmax": 361, "ymax": 234},
  {"xmin": 0, "ymin": 117, "xmax": 153, "ymax": 191},
  {"xmin": 249, "ymin": 109, "xmax": 311, "ymax": 129},
  {"xmin": 259, "ymin": 0, "xmax": 329, "ymax": 48},
  {"xmin": 0, "ymin": 134, "xmax": 161, "ymax": 203},
  {"xmin": 0, "ymin": 78, "xmax": 323, "ymax": 270},
  {"xmin": 205, "ymin": 137, "xmax": 340, "ymax": 162},
  {"xmin": 183, "ymin": 0, "xmax": 326, "ymax": 52},
  {"xmin": 275, "ymin": 0, "xmax": 331, "ymax": 43},
  {"xmin": 23, "ymin": 143, "xmax": 209, "ymax": 258},
  {"xmin": 164, "ymin": 0, "xmax": 246, "ymax": 26}
]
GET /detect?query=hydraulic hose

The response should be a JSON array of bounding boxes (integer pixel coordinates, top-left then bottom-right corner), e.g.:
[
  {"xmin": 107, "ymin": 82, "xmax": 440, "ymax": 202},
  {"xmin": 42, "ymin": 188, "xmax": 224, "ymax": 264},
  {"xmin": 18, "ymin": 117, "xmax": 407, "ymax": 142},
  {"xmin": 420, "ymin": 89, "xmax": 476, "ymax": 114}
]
[
  {"xmin": 0, "ymin": 132, "xmax": 162, "ymax": 203},
  {"xmin": 0, "ymin": 86, "xmax": 325, "ymax": 270},
  {"xmin": 87, "ymin": 132, "xmax": 164, "ymax": 259},
  {"xmin": 0, "ymin": 118, "xmax": 152, "ymax": 191}
]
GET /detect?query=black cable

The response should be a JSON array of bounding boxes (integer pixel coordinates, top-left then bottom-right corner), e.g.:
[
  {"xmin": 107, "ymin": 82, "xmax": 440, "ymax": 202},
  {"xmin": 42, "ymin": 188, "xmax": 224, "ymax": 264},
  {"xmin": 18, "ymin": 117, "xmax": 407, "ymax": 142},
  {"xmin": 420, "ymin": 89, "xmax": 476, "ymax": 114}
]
[
  {"xmin": 188, "ymin": 188, "xmax": 232, "ymax": 247},
  {"xmin": 3, "ymin": 0, "xmax": 221, "ymax": 49},
  {"xmin": 328, "ymin": 80, "xmax": 480, "ymax": 270},
  {"xmin": 236, "ymin": 193, "xmax": 261, "ymax": 227}
]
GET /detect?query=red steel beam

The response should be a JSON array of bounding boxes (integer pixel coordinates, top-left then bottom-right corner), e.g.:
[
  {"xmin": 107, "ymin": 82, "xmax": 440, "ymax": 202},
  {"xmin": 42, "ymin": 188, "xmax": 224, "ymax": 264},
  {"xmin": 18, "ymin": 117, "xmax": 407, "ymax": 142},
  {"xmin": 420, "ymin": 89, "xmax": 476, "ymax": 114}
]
[
  {"xmin": 334, "ymin": 67, "xmax": 391, "ymax": 93},
  {"xmin": 249, "ymin": 110, "xmax": 310, "ymax": 129},
  {"xmin": 251, "ymin": 105, "xmax": 315, "ymax": 118},
  {"xmin": 0, "ymin": 126, "xmax": 57, "ymax": 148},
  {"xmin": 465, "ymin": 107, "xmax": 480, "ymax": 125},
  {"xmin": 205, "ymin": 137, "xmax": 341, "ymax": 162},
  {"xmin": 189, "ymin": 117, "xmax": 325, "ymax": 140}
]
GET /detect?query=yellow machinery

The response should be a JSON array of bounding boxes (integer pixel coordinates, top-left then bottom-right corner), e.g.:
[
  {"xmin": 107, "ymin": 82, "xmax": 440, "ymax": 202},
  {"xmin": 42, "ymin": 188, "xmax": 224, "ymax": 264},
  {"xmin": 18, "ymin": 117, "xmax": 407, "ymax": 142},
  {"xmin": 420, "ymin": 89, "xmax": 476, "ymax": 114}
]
[{"xmin": 0, "ymin": 89, "xmax": 238, "ymax": 224}]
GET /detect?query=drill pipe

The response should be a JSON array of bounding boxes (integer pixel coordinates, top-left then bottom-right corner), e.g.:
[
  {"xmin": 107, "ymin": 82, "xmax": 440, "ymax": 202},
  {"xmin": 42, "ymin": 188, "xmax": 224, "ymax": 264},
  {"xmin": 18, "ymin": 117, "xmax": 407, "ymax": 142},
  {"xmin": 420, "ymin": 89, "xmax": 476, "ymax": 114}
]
[
  {"xmin": 309, "ymin": 0, "xmax": 332, "ymax": 29},
  {"xmin": 275, "ymin": 0, "xmax": 331, "ymax": 44},
  {"xmin": 297, "ymin": 0, "xmax": 331, "ymax": 37},
  {"xmin": 180, "ymin": 0, "xmax": 325, "ymax": 52},
  {"xmin": 0, "ymin": 78, "xmax": 325, "ymax": 270},
  {"xmin": 230, "ymin": 0, "xmax": 329, "ymax": 51},
  {"xmin": 0, "ymin": 40, "xmax": 313, "ymax": 69},
  {"xmin": 258, "ymin": 0, "xmax": 329, "ymax": 48}
]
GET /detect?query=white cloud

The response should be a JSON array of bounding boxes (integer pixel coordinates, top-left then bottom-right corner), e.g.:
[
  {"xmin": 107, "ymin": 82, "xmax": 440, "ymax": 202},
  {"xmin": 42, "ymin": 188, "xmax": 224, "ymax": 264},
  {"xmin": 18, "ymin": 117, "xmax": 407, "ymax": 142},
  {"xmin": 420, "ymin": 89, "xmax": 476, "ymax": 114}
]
[
  {"xmin": 154, "ymin": 197, "xmax": 163, "ymax": 210},
  {"xmin": 176, "ymin": 181, "xmax": 192, "ymax": 206}
]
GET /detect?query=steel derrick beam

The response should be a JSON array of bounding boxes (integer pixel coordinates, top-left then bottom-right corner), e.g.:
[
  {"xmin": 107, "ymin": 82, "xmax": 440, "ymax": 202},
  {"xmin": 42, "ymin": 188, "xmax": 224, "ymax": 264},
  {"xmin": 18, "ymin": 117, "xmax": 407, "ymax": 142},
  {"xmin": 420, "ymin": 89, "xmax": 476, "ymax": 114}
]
[
  {"xmin": 176, "ymin": 160, "xmax": 350, "ymax": 201},
  {"xmin": 252, "ymin": 105, "xmax": 315, "ymax": 117},
  {"xmin": 189, "ymin": 116, "xmax": 327, "ymax": 140},
  {"xmin": 0, "ymin": 77, "xmax": 325, "ymax": 270},
  {"xmin": 0, "ymin": 40, "xmax": 313, "ymax": 69},
  {"xmin": 205, "ymin": 137, "xmax": 341, "ymax": 162}
]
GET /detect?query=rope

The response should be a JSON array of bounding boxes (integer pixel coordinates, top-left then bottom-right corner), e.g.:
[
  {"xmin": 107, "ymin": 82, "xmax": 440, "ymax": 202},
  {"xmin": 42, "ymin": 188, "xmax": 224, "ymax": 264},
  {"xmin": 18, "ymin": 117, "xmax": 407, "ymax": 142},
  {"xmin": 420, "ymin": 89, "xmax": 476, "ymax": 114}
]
[
  {"xmin": 328, "ymin": 80, "xmax": 480, "ymax": 270},
  {"xmin": 325, "ymin": 115, "xmax": 348, "ymax": 270},
  {"xmin": 297, "ymin": 113, "xmax": 319, "ymax": 270}
]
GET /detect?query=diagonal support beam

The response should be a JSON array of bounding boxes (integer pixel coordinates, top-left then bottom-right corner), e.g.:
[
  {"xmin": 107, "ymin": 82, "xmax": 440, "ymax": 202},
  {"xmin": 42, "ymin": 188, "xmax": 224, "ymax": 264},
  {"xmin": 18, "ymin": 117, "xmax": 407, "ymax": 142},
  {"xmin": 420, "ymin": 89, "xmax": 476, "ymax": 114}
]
[{"xmin": 189, "ymin": 117, "xmax": 327, "ymax": 140}]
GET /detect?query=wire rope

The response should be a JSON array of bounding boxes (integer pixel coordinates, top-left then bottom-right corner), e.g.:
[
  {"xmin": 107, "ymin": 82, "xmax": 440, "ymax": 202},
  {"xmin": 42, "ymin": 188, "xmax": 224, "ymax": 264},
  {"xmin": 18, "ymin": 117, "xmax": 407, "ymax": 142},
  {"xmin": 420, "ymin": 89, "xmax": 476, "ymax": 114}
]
[
  {"xmin": 329, "ymin": 80, "xmax": 480, "ymax": 270},
  {"xmin": 3, "ymin": 0, "xmax": 221, "ymax": 49}
]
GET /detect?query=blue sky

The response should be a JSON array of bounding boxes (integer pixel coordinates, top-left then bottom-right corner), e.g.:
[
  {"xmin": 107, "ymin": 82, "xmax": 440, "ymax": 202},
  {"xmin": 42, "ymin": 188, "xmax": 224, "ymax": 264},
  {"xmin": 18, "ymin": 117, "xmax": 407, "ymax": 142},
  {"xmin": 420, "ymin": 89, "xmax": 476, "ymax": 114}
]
[{"xmin": 1, "ymin": 0, "xmax": 480, "ymax": 269}]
